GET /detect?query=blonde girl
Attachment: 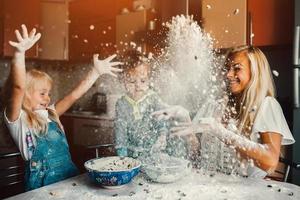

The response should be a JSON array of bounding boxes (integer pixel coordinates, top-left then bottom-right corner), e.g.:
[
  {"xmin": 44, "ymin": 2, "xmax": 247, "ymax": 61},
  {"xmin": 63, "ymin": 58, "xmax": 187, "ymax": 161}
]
[{"xmin": 4, "ymin": 25, "xmax": 122, "ymax": 190}]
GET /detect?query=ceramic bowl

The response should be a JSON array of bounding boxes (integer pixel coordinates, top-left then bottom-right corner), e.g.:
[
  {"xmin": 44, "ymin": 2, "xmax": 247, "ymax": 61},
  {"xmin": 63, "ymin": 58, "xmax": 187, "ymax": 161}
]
[{"xmin": 84, "ymin": 156, "xmax": 141, "ymax": 188}]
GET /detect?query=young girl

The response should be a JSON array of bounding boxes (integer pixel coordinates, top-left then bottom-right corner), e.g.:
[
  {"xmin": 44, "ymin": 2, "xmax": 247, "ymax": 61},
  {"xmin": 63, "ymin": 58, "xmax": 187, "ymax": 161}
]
[
  {"xmin": 153, "ymin": 46, "xmax": 295, "ymax": 177},
  {"xmin": 4, "ymin": 25, "xmax": 122, "ymax": 190},
  {"xmin": 115, "ymin": 50, "xmax": 198, "ymax": 159}
]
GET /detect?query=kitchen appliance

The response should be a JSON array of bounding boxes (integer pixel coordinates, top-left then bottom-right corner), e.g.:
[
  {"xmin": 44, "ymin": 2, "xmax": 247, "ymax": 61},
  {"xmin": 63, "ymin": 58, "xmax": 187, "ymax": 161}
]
[
  {"xmin": 92, "ymin": 92, "xmax": 106, "ymax": 114},
  {"xmin": 292, "ymin": 0, "xmax": 300, "ymax": 185}
]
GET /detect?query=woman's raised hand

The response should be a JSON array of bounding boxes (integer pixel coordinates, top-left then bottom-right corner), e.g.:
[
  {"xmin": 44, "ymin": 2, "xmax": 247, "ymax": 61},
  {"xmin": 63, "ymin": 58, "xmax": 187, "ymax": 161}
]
[
  {"xmin": 9, "ymin": 24, "xmax": 41, "ymax": 53},
  {"xmin": 93, "ymin": 54, "xmax": 123, "ymax": 77}
]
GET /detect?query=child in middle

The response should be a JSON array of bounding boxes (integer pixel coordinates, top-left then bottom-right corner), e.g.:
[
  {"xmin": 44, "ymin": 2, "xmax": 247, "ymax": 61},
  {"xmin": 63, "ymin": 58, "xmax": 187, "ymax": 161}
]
[{"xmin": 114, "ymin": 50, "xmax": 199, "ymax": 159}]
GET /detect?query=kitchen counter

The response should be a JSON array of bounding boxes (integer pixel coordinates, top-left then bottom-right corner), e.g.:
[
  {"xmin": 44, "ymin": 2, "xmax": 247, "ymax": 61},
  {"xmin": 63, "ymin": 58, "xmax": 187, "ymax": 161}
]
[
  {"xmin": 63, "ymin": 111, "xmax": 114, "ymax": 120},
  {"xmin": 5, "ymin": 170, "xmax": 300, "ymax": 200}
]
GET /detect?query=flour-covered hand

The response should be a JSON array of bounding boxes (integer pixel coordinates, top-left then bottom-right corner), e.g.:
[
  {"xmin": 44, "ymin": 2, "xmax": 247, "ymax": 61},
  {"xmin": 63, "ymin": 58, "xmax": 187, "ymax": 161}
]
[
  {"xmin": 9, "ymin": 24, "xmax": 41, "ymax": 53},
  {"xmin": 151, "ymin": 105, "xmax": 191, "ymax": 122},
  {"xmin": 93, "ymin": 54, "xmax": 123, "ymax": 77}
]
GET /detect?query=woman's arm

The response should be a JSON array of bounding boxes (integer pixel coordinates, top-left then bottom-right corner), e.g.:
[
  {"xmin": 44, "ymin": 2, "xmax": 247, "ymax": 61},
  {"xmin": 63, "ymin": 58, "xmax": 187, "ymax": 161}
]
[
  {"xmin": 235, "ymin": 132, "xmax": 282, "ymax": 173},
  {"xmin": 6, "ymin": 25, "xmax": 41, "ymax": 121},
  {"xmin": 55, "ymin": 54, "xmax": 122, "ymax": 116}
]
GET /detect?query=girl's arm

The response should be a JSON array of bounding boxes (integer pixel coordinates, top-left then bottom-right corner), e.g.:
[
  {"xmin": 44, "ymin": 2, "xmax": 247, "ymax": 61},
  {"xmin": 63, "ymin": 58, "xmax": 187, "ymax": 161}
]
[
  {"xmin": 55, "ymin": 54, "xmax": 122, "ymax": 116},
  {"xmin": 6, "ymin": 25, "xmax": 41, "ymax": 121}
]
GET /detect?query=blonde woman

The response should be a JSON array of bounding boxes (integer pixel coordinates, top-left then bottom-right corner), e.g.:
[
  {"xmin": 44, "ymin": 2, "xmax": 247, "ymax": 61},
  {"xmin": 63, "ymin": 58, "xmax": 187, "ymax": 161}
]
[
  {"xmin": 4, "ymin": 25, "xmax": 122, "ymax": 190},
  {"xmin": 152, "ymin": 46, "xmax": 295, "ymax": 178}
]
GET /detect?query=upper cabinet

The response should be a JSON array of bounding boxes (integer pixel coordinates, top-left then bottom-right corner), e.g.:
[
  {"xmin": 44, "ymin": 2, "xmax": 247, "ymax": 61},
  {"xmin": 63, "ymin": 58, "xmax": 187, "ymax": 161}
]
[
  {"xmin": 2, "ymin": 0, "xmax": 40, "ymax": 58},
  {"xmin": 248, "ymin": 0, "xmax": 293, "ymax": 46},
  {"xmin": 1, "ymin": 0, "xmax": 68, "ymax": 60},
  {"xmin": 201, "ymin": 0, "xmax": 293, "ymax": 48},
  {"xmin": 69, "ymin": 0, "xmax": 133, "ymax": 60}
]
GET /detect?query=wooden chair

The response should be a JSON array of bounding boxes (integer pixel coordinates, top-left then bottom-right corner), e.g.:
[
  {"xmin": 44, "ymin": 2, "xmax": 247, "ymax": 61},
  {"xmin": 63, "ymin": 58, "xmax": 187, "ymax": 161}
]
[
  {"xmin": 267, "ymin": 157, "xmax": 300, "ymax": 182},
  {"xmin": 0, "ymin": 151, "xmax": 25, "ymax": 199}
]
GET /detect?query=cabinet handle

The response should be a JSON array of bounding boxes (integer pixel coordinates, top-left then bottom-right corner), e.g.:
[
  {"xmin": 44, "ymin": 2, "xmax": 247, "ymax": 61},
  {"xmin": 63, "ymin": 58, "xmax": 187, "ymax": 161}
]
[
  {"xmin": 294, "ymin": 68, "xmax": 299, "ymax": 108},
  {"xmin": 35, "ymin": 43, "xmax": 39, "ymax": 58},
  {"xmin": 294, "ymin": 26, "xmax": 300, "ymax": 65},
  {"xmin": 293, "ymin": 26, "xmax": 300, "ymax": 108},
  {"xmin": 83, "ymin": 124, "xmax": 100, "ymax": 129},
  {"xmin": 248, "ymin": 12, "xmax": 253, "ymax": 46}
]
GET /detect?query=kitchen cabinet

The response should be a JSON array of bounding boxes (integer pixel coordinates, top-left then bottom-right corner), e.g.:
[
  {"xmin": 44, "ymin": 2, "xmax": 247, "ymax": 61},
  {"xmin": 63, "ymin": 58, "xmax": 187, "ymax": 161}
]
[
  {"xmin": 39, "ymin": 0, "xmax": 69, "ymax": 60},
  {"xmin": 69, "ymin": 0, "xmax": 133, "ymax": 60},
  {"xmin": 201, "ymin": 0, "xmax": 293, "ymax": 48},
  {"xmin": 2, "ymin": 0, "xmax": 40, "ymax": 58},
  {"xmin": 248, "ymin": 0, "xmax": 293, "ymax": 46},
  {"xmin": 60, "ymin": 114, "xmax": 115, "ymax": 172},
  {"xmin": 1, "ymin": 0, "xmax": 69, "ymax": 60}
]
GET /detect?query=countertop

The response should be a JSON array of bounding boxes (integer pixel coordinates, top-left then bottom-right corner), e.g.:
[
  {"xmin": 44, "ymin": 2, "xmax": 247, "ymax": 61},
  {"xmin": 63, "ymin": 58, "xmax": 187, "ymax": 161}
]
[
  {"xmin": 63, "ymin": 111, "xmax": 114, "ymax": 120},
  {"xmin": 6, "ymin": 170, "xmax": 300, "ymax": 200}
]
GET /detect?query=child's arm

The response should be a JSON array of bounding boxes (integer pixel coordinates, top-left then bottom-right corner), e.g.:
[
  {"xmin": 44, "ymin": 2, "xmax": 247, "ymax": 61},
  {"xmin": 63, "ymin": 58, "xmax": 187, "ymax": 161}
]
[
  {"xmin": 6, "ymin": 25, "xmax": 41, "ymax": 121},
  {"xmin": 55, "ymin": 54, "xmax": 122, "ymax": 116}
]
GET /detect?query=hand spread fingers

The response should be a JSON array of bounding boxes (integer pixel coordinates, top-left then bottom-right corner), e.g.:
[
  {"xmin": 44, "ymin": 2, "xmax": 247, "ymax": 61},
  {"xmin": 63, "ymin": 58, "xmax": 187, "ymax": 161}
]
[
  {"xmin": 105, "ymin": 54, "xmax": 117, "ymax": 62},
  {"xmin": 32, "ymin": 33, "xmax": 41, "ymax": 43},
  {"xmin": 110, "ymin": 61, "xmax": 123, "ymax": 66},
  {"xmin": 8, "ymin": 41, "xmax": 18, "ymax": 47},
  {"xmin": 21, "ymin": 24, "xmax": 28, "ymax": 39},
  {"xmin": 111, "ymin": 67, "xmax": 123, "ymax": 72},
  {"xmin": 29, "ymin": 28, "xmax": 36, "ymax": 39},
  {"xmin": 15, "ymin": 30, "xmax": 23, "ymax": 42}
]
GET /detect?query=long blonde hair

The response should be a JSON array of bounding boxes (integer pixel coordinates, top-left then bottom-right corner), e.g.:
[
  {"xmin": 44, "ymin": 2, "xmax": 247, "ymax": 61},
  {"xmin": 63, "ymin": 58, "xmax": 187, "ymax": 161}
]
[
  {"xmin": 23, "ymin": 69, "xmax": 63, "ymax": 137},
  {"xmin": 226, "ymin": 46, "xmax": 276, "ymax": 136}
]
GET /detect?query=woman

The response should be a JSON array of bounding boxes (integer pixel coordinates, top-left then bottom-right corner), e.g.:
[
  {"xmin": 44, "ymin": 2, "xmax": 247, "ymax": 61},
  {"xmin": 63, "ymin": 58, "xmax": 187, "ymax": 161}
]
[{"xmin": 152, "ymin": 46, "xmax": 295, "ymax": 178}]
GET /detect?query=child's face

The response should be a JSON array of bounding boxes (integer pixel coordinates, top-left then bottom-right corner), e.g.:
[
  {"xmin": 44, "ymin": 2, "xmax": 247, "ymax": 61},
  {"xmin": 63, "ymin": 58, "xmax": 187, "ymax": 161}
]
[
  {"xmin": 124, "ymin": 64, "xmax": 150, "ymax": 100},
  {"xmin": 29, "ymin": 82, "xmax": 52, "ymax": 110},
  {"xmin": 226, "ymin": 52, "xmax": 251, "ymax": 95}
]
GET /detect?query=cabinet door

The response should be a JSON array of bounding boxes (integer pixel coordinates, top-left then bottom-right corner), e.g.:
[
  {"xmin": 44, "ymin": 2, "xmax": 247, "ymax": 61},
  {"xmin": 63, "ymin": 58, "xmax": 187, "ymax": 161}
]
[
  {"xmin": 69, "ymin": 0, "xmax": 133, "ymax": 61},
  {"xmin": 39, "ymin": 0, "xmax": 69, "ymax": 60},
  {"xmin": 73, "ymin": 118, "xmax": 114, "ymax": 146},
  {"xmin": 201, "ymin": 0, "xmax": 247, "ymax": 49},
  {"xmin": 3, "ymin": 0, "xmax": 39, "ymax": 57},
  {"xmin": 248, "ymin": 0, "xmax": 293, "ymax": 46}
]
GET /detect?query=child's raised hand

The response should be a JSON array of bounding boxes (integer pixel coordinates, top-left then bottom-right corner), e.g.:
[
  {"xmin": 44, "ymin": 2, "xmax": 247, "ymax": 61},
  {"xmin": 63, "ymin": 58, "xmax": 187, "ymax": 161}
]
[
  {"xmin": 93, "ymin": 54, "xmax": 123, "ymax": 77},
  {"xmin": 151, "ymin": 105, "xmax": 191, "ymax": 122},
  {"xmin": 9, "ymin": 24, "xmax": 41, "ymax": 53},
  {"xmin": 170, "ymin": 122, "xmax": 203, "ymax": 137}
]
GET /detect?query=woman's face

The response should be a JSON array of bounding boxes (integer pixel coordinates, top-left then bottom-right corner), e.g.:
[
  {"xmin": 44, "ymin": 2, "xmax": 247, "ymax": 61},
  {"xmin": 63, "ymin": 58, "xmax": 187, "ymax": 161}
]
[{"xmin": 226, "ymin": 51, "xmax": 252, "ymax": 95}]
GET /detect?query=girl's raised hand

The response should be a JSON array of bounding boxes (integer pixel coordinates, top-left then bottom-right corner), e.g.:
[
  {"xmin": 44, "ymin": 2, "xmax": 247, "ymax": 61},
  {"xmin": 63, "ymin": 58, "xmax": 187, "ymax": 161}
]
[
  {"xmin": 9, "ymin": 24, "xmax": 41, "ymax": 53},
  {"xmin": 93, "ymin": 54, "xmax": 123, "ymax": 77}
]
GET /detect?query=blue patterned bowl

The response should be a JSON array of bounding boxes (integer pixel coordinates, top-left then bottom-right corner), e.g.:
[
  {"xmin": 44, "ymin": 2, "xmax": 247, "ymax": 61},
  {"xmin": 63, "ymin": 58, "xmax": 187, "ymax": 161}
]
[{"xmin": 84, "ymin": 156, "xmax": 141, "ymax": 188}]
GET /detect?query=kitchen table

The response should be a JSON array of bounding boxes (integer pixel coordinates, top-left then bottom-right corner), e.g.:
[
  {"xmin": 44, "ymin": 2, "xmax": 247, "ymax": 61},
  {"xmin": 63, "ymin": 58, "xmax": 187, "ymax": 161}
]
[{"xmin": 5, "ymin": 170, "xmax": 300, "ymax": 200}]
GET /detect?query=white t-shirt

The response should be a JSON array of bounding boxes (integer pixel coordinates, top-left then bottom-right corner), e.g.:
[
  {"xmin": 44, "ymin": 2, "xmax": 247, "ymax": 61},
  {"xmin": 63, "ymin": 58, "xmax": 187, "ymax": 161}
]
[
  {"xmin": 4, "ymin": 106, "xmax": 55, "ymax": 161},
  {"xmin": 246, "ymin": 96, "xmax": 295, "ymax": 177}
]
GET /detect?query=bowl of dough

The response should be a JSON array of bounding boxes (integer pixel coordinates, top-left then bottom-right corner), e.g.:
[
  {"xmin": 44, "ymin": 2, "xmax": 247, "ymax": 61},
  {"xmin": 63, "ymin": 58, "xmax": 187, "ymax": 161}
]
[
  {"xmin": 141, "ymin": 153, "xmax": 191, "ymax": 183},
  {"xmin": 84, "ymin": 156, "xmax": 141, "ymax": 188}
]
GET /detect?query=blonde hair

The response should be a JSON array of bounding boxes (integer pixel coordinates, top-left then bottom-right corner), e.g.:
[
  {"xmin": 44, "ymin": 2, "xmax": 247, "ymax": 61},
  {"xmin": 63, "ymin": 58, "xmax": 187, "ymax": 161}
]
[
  {"xmin": 23, "ymin": 69, "xmax": 64, "ymax": 137},
  {"xmin": 226, "ymin": 46, "xmax": 276, "ymax": 136}
]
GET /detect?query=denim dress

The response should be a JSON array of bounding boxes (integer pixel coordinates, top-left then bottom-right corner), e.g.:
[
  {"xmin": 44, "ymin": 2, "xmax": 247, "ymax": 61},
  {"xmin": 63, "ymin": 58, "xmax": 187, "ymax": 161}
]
[{"xmin": 25, "ymin": 122, "xmax": 78, "ymax": 191}]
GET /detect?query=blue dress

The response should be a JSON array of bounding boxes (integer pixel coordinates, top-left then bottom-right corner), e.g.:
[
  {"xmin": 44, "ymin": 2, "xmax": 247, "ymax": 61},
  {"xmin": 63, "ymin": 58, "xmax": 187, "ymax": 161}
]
[{"xmin": 25, "ymin": 122, "xmax": 78, "ymax": 191}]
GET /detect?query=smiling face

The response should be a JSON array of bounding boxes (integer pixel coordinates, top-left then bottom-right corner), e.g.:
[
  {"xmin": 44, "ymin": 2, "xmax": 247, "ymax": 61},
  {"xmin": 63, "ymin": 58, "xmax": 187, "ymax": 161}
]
[
  {"xmin": 226, "ymin": 51, "xmax": 252, "ymax": 95},
  {"xmin": 28, "ymin": 81, "xmax": 52, "ymax": 110},
  {"xmin": 124, "ymin": 64, "xmax": 150, "ymax": 101}
]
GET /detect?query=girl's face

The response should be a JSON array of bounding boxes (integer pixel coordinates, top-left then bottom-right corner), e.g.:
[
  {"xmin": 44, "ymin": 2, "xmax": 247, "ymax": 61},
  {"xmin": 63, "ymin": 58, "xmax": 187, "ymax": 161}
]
[
  {"xmin": 124, "ymin": 64, "xmax": 150, "ymax": 101},
  {"xmin": 29, "ymin": 81, "xmax": 52, "ymax": 110},
  {"xmin": 226, "ymin": 52, "xmax": 251, "ymax": 95}
]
